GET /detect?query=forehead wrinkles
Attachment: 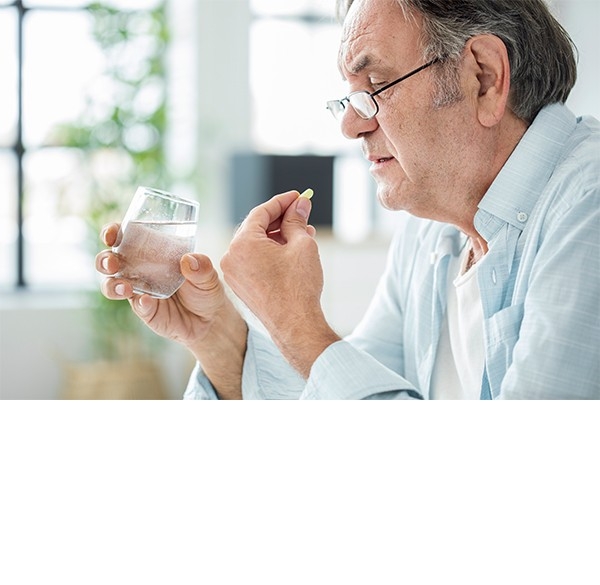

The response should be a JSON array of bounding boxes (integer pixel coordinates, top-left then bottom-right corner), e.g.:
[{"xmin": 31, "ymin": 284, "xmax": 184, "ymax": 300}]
[
  {"xmin": 338, "ymin": 0, "xmax": 419, "ymax": 77},
  {"xmin": 338, "ymin": 1, "xmax": 382, "ymax": 76}
]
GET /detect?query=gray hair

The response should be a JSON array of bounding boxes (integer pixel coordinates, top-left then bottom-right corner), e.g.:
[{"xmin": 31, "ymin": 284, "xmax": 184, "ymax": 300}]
[{"xmin": 336, "ymin": 0, "xmax": 578, "ymax": 122}]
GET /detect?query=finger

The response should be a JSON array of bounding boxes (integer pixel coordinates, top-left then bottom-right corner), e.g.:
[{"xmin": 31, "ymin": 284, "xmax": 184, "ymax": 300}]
[
  {"xmin": 100, "ymin": 223, "xmax": 121, "ymax": 247},
  {"xmin": 265, "ymin": 199, "xmax": 313, "ymax": 245},
  {"xmin": 279, "ymin": 195, "xmax": 312, "ymax": 241},
  {"xmin": 267, "ymin": 229, "xmax": 286, "ymax": 245},
  {"xmin": 130, "ymin": 293, "xmax": 159, "ymax": 321},
  {"xmin": 238, "ymin": 190, "xmax": 300, "ymax": 235},
  {"xmin": 266, "ymin": 225, "xmax": 316, "ymax": 243},
  {"xmin": 100, "ymin": 277, "xmax": 134, "ymax": 300},
  {"xmin": 180, "ymin": 253, "xmax": 222, "ymax": 292},
  {"xmin": 95, "ymin": 251, "xmax": 120, "ymax": 275}
]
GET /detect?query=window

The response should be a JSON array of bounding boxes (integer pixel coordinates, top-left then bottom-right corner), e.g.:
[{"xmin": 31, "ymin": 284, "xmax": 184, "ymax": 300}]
[
  {"xmin": 249, "ymin": 0, "xmax": 382, "ymax": 241},
  {"xmin": 249, "ymin": 0, "xmax": 348, "ymax": 154},
  {"xmin": 0, "ymin": 0, "xmax": 166, "ymax": 292}
]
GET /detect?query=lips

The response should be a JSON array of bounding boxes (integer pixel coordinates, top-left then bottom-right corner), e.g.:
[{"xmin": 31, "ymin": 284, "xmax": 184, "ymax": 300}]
[
  {"xmin": 363, "ymin": 145, "xmax": 395, "ymax": 171},
  {"xmin": 365, "ymin": 151, "xmax": 394, "ymax": 164},
  {"xmin": 368, "ymin": 155, "xmax": 394, "ymax": 168}
]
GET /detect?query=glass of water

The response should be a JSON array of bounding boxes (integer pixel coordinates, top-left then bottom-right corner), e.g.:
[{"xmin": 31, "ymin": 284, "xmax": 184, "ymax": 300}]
[{"xmin": 113, "ymin": 186, "xmax": 199, "ymax": 299}]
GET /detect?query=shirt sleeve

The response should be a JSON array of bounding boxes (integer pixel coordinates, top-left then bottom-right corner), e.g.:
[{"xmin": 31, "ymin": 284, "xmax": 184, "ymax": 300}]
[
  {"xmin": 182, "ymin": 325, "xmax": 306, "ymax": 400},
  {"xmin": 183, "ymin": 328, "xmax": 422, "ymax": 400},
  {"xmin": 241, "ymin": 328, "xmax": 423, "ymax": 399},
  {"xmin": 239, "ymin": 327, "xmax": 306, "ymax": 399},
  {"xmin": 183, "ymin": 362, "xmax": 219, "ymax": 400},
  {"xmin": 301, "ymin": 340, "xmax": 421, "ymax": 400}
]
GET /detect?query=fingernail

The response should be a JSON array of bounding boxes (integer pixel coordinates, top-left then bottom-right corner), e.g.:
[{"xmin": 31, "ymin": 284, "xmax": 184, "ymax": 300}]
[
  {"xmin": 115, "ymin": 284, "xmax": 125, "ymax": 297},
  {"xmin": 186, "ymin": 254, "xmax": 199, "ymax": 271},
  {"xmin": 138, "ymin": 295, "xmax": 152, "ymax": 314},
  {"xmin": 101, "ymin": 257, "xmax": 109, "ymax": 271},
  {"xmin": 296, "ymin": 196, "xmax": 311, "ymax": 220}
]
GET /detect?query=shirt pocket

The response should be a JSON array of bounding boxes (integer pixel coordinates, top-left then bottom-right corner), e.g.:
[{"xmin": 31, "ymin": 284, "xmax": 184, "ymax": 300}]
[{"xmin": 484, "ymin": 302, "xmax": 524, "ymax": 397}]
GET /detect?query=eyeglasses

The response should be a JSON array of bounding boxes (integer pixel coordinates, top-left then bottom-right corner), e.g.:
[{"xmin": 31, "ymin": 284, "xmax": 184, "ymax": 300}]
[{"xmin": 326, "ymin": 58, "xmax": 439, "ymax": 121}]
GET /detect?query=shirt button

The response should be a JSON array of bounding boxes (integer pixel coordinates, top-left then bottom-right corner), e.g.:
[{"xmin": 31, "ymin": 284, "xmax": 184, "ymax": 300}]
[{"xmin": 517, "ymin": 211, "xmax": 528, "ymax": 223}]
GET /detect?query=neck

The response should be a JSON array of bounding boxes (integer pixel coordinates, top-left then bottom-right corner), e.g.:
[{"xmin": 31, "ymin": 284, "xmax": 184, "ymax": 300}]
[
  {"xmin": 468, "ymin": 235, "xmax": 488, "ymax": 265},
  {"xmin": 454, "ymin": 112, "xmax": 529, "ymax": 249}
]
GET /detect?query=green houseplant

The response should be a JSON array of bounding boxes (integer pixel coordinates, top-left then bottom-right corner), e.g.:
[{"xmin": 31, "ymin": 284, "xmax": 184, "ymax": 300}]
[{"xmin": 54, "ymin": 1, "xmax": 176, "ymax": 398}]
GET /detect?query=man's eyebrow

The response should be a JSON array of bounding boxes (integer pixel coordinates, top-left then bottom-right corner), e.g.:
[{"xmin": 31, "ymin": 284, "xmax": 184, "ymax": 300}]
[
  {"xmin": 338, "ymin": 47, "xmax": 373, "ymax": 79},
  {"xmin": 347, "ymin": 54, "xmax": 372, "ymax": 75}
]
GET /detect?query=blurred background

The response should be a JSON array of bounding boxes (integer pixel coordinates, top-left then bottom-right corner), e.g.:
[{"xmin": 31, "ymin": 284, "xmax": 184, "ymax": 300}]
[{"xmin": 0, "ymin": 0, "xmax": 598, "ymax": 399}]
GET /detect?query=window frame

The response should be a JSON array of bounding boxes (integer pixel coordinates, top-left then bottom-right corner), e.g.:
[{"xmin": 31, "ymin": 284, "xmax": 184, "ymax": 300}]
[
  {"xmin": 1, "ymin": 0, "xmax": 86, "ymax": 289},
  {"xmin": 1, "ymin": 0, "xmax": 168, "ymax": 291}
]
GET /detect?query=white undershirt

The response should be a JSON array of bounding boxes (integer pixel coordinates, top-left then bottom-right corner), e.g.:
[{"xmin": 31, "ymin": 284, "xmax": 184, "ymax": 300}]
[{"xmin": 430, "ymin": 244, "xmax": 485, "ymax": 400}]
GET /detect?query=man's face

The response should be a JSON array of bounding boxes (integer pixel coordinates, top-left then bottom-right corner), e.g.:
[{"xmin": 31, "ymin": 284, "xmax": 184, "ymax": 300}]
[{"xmin": 338, "ymin": 0, "xmax": 474, "ymax": 220}]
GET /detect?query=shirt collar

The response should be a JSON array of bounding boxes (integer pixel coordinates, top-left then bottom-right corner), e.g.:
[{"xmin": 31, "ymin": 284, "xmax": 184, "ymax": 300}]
[{"xmin": 474, "ymin": 103, "xmax": 578, "ymax": 241}]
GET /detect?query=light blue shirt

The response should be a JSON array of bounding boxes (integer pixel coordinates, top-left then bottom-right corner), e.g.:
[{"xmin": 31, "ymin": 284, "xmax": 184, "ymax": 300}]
[{"xmin": 185, "ymin": 103, "xmax": 600, "ymax": 400}]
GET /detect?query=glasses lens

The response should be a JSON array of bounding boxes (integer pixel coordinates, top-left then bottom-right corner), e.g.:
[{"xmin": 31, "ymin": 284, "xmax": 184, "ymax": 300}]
[
  {"xmin": 327, "ymin": 100, "xmax": 345, "ymax": 120},
  {"xmin": 349, "ymin": 92, "xmax": 377, "ymax": 119}
]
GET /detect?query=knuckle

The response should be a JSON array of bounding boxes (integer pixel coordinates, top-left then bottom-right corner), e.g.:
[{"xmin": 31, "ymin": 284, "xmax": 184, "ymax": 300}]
[{"xmin": 219, "ymin": 252, "xmax": 230, "ymax": 274}]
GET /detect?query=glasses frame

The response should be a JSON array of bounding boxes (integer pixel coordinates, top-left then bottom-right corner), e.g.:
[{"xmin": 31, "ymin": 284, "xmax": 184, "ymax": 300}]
[{"xmin": 327, "ymin": 58, "xmax": 440, "ymax": 120}]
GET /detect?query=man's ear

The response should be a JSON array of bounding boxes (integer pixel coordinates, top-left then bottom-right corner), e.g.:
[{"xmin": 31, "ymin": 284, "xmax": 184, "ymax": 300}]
[{"xmin": 463, "ymin": 35, "xmax": 511, "ymax": 127}]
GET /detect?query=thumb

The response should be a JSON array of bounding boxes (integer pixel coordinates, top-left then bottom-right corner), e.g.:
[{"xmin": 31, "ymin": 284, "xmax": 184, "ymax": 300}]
[
  {"xmin": 280, "ymin": 195, "xmax": 312, "ymax": 240},
  {"xmin": 181, "ymin": 253, "xmax": 221, "ymax": 291},
  {"xmin": 295, "ymin": 195, "xmax": 312, "ymax": 222}
]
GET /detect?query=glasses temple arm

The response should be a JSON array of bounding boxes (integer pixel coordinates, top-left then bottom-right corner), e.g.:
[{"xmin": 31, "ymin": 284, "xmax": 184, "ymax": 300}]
[{"xmin": 370, "ymin": 58, "xmax": 440, "ymax": 98}]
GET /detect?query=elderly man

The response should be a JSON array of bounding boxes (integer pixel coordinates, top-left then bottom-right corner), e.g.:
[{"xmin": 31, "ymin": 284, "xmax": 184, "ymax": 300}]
[{"xmin": 97, "ymin": 0, "xmax": 599, "ymax": 399}]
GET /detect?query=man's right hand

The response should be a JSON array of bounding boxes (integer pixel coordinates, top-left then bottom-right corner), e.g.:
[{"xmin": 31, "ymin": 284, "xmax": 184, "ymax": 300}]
[{"xmin": 96, "ymin": 223, "xmax": 247, "ymax": 399}]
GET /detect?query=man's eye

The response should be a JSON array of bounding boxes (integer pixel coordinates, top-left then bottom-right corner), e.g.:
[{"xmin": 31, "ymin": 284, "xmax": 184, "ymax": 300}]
[{"xmin": 370, "ymin": 80, "xmax": 387, "ymax": 90}]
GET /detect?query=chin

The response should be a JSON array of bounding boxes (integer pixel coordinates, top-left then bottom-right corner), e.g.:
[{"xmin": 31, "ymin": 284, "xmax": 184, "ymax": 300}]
[{"xmin": 376, "ymin": 183, "xmax": 406, "ymax": 212}]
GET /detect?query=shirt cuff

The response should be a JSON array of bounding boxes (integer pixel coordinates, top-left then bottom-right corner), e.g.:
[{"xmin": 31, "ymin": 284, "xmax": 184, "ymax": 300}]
[
  {"xmin": 183, "ymin": 362, "xmax": 219, "ymax": 400},
  {"xmin": 302, "ymin": 340, "xmax": 422, "ymax": 400},
  {"xmin": 241, "ymin": 327, "xmax": 306, "ymax": 399},
  {"xmin": 183, "ymin": 327, "xmax": 306, "ymax": 400}
]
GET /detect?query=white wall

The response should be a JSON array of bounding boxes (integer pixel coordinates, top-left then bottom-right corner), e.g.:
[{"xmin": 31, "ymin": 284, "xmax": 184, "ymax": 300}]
[
  {"xmin": 557, "ymin": 0, "xmax": 600, "ymax": 119},
  {"xmin": 0, "ymin": 294, "xmax": 196, "ymax": 400},
  {"xmin": 0, "ymin": 296, "xmax": 91, "ymax": 399}
]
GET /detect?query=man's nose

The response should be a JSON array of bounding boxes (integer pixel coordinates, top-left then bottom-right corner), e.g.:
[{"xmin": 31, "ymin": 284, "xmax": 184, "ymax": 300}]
[{"xmin": 340, "ymin": 106, "xmax": 379, "ymax": 140}]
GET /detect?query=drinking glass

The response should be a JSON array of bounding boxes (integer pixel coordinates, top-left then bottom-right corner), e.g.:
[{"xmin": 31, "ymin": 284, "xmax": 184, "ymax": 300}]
[{"xmin": 113, "ymin": 186, "xmax": 199, "ymax": 299}]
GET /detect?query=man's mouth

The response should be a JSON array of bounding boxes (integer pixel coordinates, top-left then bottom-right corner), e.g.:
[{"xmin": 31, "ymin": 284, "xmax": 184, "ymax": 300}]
[{"xmin": 369, "ymin": 156, "xmax": 394, "ymax": 167}]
